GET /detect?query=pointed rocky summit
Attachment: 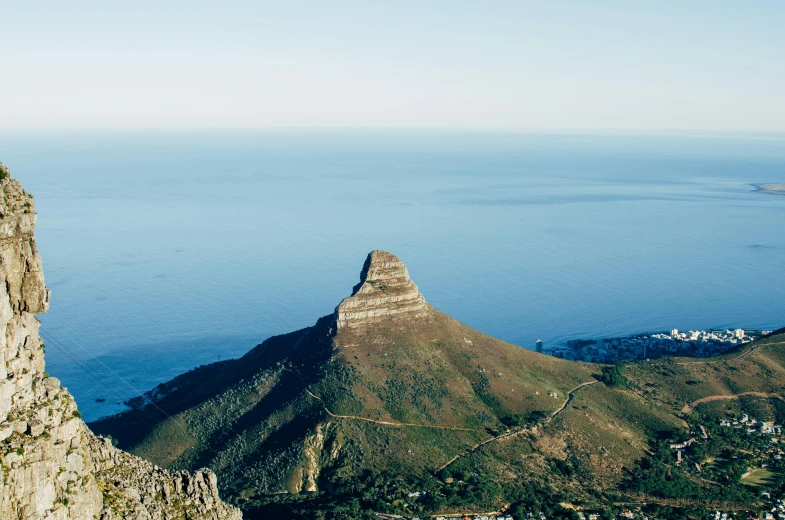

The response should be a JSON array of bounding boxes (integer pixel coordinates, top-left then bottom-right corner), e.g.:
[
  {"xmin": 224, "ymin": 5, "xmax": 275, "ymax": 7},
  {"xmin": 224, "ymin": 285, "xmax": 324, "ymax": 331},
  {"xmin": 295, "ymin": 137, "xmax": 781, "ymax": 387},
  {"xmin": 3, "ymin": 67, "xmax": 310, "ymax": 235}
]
[
  {"xmin": 335, "ymin": 250, "xmax": 429, "ymax": 328},
  {"xmin": 86, "ymin": 234, "xmax": 785, "ymax": 518}
]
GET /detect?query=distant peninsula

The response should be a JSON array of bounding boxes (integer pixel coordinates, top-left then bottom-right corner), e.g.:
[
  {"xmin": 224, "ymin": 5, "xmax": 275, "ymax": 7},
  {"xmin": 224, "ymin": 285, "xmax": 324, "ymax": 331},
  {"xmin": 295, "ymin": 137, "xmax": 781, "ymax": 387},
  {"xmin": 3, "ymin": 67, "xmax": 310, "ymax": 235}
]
[{"xmin": 753, "ymin": 183, "xmax": 785, "ymax": 195}]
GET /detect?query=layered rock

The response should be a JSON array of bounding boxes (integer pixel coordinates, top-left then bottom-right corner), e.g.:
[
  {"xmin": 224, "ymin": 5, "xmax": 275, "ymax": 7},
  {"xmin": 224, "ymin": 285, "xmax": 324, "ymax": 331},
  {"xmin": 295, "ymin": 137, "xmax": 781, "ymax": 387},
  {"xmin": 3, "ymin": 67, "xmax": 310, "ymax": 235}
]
[
  {"xmin": 335, "ymin": 250, "xmax": 429, "ymax": 329},
  {"xmin": 0, "ymin": 169, "xmax": 241, "ymax": 520}
]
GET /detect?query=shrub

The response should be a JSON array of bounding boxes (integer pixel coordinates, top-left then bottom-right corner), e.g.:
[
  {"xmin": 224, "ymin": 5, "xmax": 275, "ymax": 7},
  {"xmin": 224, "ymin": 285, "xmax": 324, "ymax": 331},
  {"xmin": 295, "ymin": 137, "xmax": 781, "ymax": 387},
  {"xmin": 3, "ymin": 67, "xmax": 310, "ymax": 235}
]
[{"xmin": 602, "ymin": 365, "xmax": 627, "ymax": 388}]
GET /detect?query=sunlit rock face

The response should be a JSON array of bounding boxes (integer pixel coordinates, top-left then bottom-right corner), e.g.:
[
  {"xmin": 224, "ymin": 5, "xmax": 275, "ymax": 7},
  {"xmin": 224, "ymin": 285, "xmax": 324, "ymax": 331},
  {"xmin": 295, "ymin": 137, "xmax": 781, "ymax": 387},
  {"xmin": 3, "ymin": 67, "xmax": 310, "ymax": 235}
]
[
  {"xmin": 335, "ymin": 250, "xmax": 429, "ymax": 329},
  {"xmin": 0, "ymin": 170, "xmax": 242, "ymax": 520}
]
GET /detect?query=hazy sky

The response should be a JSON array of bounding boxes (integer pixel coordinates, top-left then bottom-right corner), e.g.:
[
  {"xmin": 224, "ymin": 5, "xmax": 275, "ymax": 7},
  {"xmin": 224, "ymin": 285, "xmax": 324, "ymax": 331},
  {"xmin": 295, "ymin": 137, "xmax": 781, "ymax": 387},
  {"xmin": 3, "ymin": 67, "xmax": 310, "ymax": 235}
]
[{"xmin": 3, "ymin": 1, "xmax": 785, "ymax": 131}]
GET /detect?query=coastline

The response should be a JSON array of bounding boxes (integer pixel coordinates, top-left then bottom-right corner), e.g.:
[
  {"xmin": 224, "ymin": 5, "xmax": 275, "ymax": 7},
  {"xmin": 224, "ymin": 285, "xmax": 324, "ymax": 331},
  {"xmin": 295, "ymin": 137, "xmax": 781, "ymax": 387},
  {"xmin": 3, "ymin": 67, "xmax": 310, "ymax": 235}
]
[{"xmin": 547, "ymin": 327, "xmax": 772, "ymax": 363}]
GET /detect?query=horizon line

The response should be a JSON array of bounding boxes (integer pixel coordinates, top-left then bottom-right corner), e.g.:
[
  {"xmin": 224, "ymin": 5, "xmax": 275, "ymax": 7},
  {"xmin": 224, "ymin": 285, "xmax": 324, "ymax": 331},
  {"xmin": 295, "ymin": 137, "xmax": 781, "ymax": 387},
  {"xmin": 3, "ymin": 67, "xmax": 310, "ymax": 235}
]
[{"xmin": 2, "ymin": 126, "xmax": 785, "ymax": 140}]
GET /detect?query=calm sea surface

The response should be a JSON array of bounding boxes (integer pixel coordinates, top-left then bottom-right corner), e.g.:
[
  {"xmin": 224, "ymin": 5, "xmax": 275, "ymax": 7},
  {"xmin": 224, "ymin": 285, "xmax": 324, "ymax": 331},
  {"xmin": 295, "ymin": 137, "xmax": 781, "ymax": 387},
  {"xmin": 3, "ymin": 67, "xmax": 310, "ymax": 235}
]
[{"xmin": 1, "ymin": 131, "xmax": 783, "ymax": 421}]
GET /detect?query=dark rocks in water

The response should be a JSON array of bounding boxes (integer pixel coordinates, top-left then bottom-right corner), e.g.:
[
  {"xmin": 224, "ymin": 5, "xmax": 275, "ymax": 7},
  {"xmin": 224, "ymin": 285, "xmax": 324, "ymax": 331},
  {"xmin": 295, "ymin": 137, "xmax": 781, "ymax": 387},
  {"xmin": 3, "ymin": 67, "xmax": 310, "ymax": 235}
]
[{"xmin": 752, "ymin": 183, "xmax": 785, "ymax": 195}]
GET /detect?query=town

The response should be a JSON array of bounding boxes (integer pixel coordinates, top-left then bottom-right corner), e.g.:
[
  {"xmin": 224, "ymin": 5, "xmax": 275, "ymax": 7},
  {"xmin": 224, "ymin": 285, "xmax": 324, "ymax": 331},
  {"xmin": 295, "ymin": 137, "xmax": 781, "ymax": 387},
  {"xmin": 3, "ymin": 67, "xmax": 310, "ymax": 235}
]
[
  {"xmin": 662, "ymin": 413, "xmax": 785, "ymax": 520},
  {"xmin": 545, "ymin": 329, "xmax": 771, "ymax": 363},
  {"xmin": 371, "ymin": 410, "xmax": 785, "ymax": 520}
]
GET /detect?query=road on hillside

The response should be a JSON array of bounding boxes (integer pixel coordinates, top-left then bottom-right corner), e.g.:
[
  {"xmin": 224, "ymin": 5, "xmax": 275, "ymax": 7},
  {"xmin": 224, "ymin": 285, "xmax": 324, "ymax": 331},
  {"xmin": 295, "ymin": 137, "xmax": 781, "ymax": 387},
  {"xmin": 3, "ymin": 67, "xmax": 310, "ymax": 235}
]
[
  {"xmin": 434, "ymin": 380, "xmax": 599, "ymax": 474},
  {"xmin": 548, "ymin": 381, "xmax": 598, "ymax": 421},
  {"xmin": 681, "ymin": 391, "xmax": 785, "ymax": 414},
  {"xmin": 302, "ymin": 387, "xmax": 478, "ymax": 431},
  {"xmin": 675, "ymin": 341, "xmax": 785, "ymax": 366}
]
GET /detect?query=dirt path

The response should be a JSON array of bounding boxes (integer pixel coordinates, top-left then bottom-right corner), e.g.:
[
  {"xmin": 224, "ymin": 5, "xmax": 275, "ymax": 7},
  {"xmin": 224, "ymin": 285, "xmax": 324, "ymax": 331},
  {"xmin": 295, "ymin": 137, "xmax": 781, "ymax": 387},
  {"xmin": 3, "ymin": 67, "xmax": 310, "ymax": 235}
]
[
  {"xmin": 434, "ymin": 380, "xmax": 599, "ymax": 474},
  {"xmin": 675, "ymin": 341, "xmax": 785, "ymax": 366},
  {"xmin": 289, "ymin": 367, "xmax": 479, "ymax": 432},
  {"xmin": 376, "ymin": 504, "xmax": 510, "ymax": 519},
  {"xmin": 615, "ymin": 494, "xmax": 753, "ymax": 510},
  {"xmin": 735, "ymin": 340, "xmax": 784, "ymax": 360},
  {"xmin": 433, "ymin": 426, "xmax": 529, "ymax": 474},
  {"xmin": 681, "ymin": 391, "xmax": 785, "ymax": 414},
  {"xmin": 302, "ymin": 387, "xmax": 478, "ymax": 432},
  {"xmin": 548, "ymin": 381, "xmax": 598, "ymax": 421}
]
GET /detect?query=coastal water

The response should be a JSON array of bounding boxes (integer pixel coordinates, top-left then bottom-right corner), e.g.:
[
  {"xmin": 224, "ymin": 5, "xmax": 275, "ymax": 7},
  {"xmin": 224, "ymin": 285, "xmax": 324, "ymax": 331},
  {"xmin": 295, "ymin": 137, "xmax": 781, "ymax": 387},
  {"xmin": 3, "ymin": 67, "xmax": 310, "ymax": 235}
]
[{"xmin": 1, "ymin": 130, "xmax": 784, "ymax": 421}]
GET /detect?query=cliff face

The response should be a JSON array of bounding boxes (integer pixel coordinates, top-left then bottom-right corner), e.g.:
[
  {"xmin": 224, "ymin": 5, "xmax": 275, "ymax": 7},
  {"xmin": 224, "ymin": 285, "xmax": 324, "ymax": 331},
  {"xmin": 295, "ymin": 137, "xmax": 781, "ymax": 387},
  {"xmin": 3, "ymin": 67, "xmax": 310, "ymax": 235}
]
[
  {"xmin": 0, "ymin": 171, "xmax": 241, "ymax": 520},
  {"xmin": 335, "ymin": 250, "xmax": 429, "ymax": 329}
]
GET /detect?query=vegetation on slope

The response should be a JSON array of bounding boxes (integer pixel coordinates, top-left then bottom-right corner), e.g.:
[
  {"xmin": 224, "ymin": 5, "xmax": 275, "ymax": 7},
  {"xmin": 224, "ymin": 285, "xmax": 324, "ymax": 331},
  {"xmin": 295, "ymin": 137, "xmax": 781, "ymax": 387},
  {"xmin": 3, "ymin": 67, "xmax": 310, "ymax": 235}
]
[{"xmin": 89, "ymin": 281, "xmax": 785, "ymax": 518}]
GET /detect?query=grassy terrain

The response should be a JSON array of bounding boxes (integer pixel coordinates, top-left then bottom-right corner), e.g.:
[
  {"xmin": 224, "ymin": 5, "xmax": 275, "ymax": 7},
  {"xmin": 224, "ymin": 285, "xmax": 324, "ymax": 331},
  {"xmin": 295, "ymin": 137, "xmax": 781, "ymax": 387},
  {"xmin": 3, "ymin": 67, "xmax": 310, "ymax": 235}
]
[
  {"xmin": 741, "ymin": 468, "xmax": 777, "ymax": 487},
  {"xmin": 89, "ymin": 309, "xmax": 785, "ymax": 516},
  {"xmin": 622, "ymin": 329, "xmax": 785, "ymax": 418}
]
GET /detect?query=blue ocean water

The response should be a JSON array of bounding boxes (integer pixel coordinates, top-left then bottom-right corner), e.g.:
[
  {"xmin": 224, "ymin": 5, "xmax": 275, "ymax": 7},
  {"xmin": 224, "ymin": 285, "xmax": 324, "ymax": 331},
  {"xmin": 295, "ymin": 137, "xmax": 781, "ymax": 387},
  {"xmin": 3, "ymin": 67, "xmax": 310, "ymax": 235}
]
[{"xmin": 0, "ymin": 130, "xmax": 783, "ymax": 421}]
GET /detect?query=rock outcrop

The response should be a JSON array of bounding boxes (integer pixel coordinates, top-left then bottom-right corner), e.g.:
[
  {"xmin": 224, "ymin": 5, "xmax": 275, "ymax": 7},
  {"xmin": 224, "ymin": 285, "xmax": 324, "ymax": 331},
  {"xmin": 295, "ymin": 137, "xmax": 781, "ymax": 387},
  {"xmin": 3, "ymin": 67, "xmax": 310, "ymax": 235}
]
[
  {"xmin": 335, "ymin": 250, "xmax": 429, "ymax": 329},
  {"xmin": 0, "ymin": 167, "xmax": 241, "ymax": 520}
]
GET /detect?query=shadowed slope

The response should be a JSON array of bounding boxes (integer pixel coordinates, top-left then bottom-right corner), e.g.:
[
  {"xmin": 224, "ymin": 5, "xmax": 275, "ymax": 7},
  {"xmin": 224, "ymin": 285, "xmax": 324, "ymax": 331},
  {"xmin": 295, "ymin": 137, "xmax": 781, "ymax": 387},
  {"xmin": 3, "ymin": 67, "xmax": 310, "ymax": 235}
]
[
  {"xmin": 90, "ymin": 250, "xmax": 785, "ymax": 512},
  {"xmin": 91, "ymin": 251, "xmax": 606, "ymax": 498}
]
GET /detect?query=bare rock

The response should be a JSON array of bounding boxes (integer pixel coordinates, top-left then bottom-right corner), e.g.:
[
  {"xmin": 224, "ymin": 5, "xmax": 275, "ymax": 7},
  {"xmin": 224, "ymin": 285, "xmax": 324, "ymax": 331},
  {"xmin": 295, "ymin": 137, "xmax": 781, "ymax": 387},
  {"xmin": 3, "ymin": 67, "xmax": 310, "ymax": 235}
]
[
  {"xmin": 336, "ymin": 250, "xmax": 429, "ymax": 328},
  {"xmin": 27, "ymin": 421, "xmax": 45, "ymax": 437},
  {"xmin": 0, "ymin": 169, "xmax": 242, "ymax": 520}
]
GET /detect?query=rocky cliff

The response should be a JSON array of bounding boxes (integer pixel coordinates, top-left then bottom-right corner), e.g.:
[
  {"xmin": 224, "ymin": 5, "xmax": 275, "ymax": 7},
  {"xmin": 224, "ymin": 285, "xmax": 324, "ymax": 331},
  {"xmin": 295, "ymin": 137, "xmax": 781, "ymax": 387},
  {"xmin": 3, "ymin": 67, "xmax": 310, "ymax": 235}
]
[
  {"xmin": 336, "ymin": 250, "xmax": 429, "ymax": 329},
  {"xmin": 0, "ymin": 167, "xmax": 241, "ymax": 520}
]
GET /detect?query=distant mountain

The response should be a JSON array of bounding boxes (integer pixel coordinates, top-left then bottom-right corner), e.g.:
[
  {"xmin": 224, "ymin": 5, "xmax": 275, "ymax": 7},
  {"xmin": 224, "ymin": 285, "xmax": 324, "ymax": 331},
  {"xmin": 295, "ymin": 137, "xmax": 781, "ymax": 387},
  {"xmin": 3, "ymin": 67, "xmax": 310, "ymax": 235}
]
[{"xmin": 91, "ymin": 251, "xmax": 785, "ymax": 518}]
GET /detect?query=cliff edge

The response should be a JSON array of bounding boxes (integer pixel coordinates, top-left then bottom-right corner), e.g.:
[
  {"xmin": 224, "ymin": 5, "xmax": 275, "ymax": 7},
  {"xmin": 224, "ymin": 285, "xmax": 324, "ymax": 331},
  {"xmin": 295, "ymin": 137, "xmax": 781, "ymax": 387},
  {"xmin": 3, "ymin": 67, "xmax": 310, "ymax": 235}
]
[
  {"xmin": 335, "ymin": 250, "xmax": 429, "ymax": 329},
  {"xmin": 0, "ymin": 164, "xmax": 241, "ymax": 520}
]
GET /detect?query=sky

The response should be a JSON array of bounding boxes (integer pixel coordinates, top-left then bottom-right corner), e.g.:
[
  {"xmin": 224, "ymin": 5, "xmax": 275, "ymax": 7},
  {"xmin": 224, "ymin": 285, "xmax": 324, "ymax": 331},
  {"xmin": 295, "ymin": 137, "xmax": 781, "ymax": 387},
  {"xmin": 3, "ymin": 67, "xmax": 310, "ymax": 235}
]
[{"xmin": 2, "ymin": 1, "xmax": 785, "ymax": 131}]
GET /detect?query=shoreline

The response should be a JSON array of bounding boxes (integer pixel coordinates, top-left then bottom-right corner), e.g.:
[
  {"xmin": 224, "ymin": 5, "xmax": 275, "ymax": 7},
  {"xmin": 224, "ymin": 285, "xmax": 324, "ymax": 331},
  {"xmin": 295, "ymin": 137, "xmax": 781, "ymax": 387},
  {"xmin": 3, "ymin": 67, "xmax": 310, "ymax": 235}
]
[{"xmin": 547, "ymin": 327, "xmax": 773, "ymax": 363}]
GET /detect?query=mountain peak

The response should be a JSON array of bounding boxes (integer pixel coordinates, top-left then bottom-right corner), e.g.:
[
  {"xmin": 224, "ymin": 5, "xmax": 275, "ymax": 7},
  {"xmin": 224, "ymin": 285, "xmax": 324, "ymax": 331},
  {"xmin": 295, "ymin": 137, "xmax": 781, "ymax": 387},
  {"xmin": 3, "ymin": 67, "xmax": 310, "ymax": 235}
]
[{"xmin": 335, "ymin": 250, "xmax": 429, "ymax": 328}]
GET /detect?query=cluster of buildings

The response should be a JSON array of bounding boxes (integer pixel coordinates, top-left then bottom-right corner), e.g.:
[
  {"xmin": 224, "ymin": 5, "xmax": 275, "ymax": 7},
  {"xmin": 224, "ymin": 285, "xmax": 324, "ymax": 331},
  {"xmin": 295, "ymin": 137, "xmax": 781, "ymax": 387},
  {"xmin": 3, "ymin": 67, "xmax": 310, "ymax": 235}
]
[
  {"xmin": 383, "ymin": 505, "xmax": 785, "ymax": 519},
  {"xmin": 671, "ymin": 416, "xmax": 784, "ymax": 466},
  {"xmin": 712, "ymin": 497, "xmax": 785, "ymax": 519},
  {"xmin": 669, "ymin": 436, "xmax": 698, "ymax": 465},
  {"xmin": 761, "ymin": 499, "xmax": 785, "ymax": 519},
  {"xmin": 545, "ymin": 328, "xmax": 771, "ymax": 363},
  {"xmin": 383, "ymin": 510, "xmax": 653, "ymax": 520},
  {"xmin": 720, "ymin": 414, "xmax": 784, "ymax": 438},
  {"xmin": 710, "ymin": 415, "xmax": 785, "ymax": 520},
  {"xmin": 376, "ymin": 513, "xmax": 516, "ymax": 520},
  {"xmin": 578, "ymin": 512, "xmax": 648, "ymax": 520},
  {"xmin": 434, "ymin": 516, "xmax": 514, "ymax": 520}
]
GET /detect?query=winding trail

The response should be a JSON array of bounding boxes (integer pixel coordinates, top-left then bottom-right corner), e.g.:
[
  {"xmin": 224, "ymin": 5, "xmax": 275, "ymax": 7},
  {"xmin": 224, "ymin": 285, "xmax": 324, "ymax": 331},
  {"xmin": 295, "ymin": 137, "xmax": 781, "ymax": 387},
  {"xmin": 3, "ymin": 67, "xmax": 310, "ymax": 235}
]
[
  {"xmin": 433, "ymin": 426, "xmax": 529, "ymax": 475},
  {"xmin": 376, "ymin": 503, "xmax": 510, "ymax": 519},
  {"xmin": 299, "ymin": 368, "xmax": 601, "ymax": 476},
  {"xmin": 547, "ymin": 381, "xmax": 598, "ymax": 421},
  {"xmin": 681, "ymin": 391, "xmax": 785, "ymax": 414},
  {"xmin": 434, "ymin": 380, "xmax": 599, "ymax": 474},
  {"xmin": 661, "ymin": 340, "xmax": 785, "ymax": 414},
  {"xmin": 674, "ymin": 341, "xmax": 785, "ymax": 366},
  {"xmin": 302, "ymin": 387, "xmax": 478, "ymax": 432}
]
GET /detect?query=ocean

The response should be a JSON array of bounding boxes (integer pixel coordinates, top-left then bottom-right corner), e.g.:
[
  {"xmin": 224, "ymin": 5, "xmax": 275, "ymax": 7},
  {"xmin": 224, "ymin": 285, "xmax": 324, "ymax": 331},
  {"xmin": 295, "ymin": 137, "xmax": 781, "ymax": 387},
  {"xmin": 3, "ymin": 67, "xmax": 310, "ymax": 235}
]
[{"xmin": 1, "ymin": 130, "xmax": 783, "ymax": 421}]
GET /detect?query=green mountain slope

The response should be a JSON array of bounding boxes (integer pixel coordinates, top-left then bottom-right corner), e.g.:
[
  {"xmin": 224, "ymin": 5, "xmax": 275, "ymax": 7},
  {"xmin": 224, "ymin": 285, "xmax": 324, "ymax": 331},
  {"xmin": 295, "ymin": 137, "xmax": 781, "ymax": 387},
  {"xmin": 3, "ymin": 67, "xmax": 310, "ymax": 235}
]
[{"xmin": 90, "ymin": 251, "xmax": 785, "ymax": 517}]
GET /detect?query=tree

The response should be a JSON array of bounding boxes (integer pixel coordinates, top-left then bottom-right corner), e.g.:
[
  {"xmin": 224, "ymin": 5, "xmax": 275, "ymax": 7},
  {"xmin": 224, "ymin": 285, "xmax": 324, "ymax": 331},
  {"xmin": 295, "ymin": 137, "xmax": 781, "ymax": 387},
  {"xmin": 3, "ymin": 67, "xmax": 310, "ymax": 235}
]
[{"xmin": 602, "ymin": 365, "xmax": 627, "ymax": 388}]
